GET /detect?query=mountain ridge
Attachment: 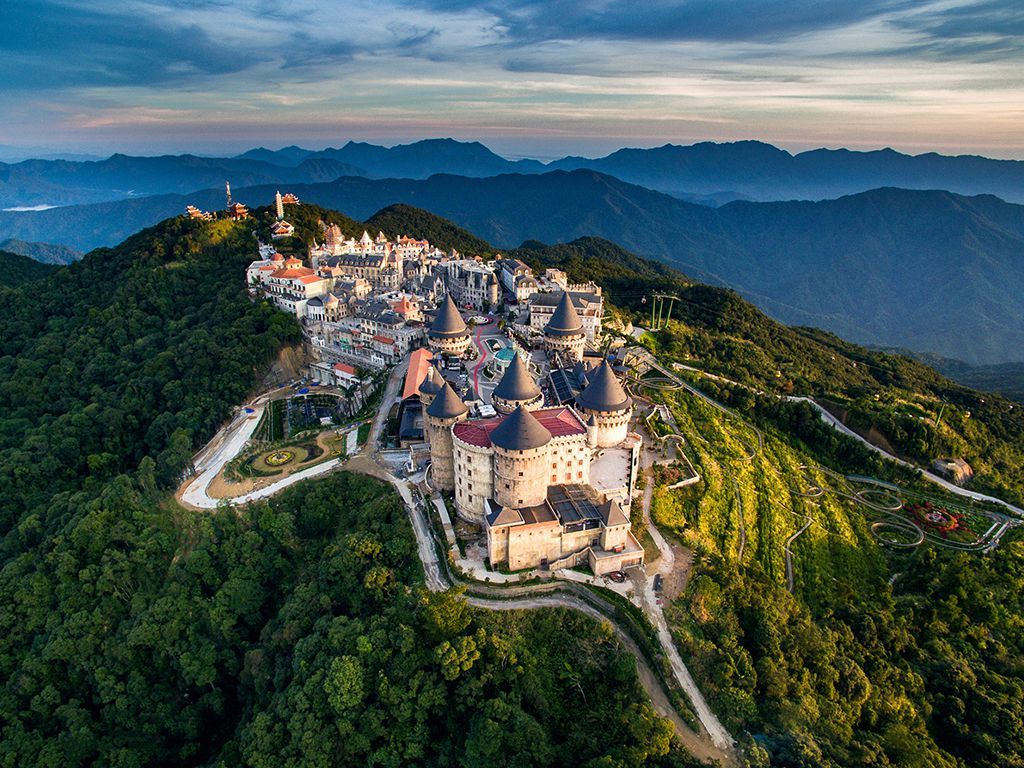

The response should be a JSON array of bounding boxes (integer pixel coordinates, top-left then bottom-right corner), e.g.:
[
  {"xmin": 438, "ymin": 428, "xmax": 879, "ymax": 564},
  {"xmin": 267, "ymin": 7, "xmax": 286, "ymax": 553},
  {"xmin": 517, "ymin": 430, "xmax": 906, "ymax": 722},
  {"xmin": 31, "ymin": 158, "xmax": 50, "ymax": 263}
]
[
  {"xmin": 5, "ymin": 137, "xmax": 1024, "ymax": 209},
  {"xmin": 2, "ymin": 170, "xmax": 1021, "ymax": 364}
]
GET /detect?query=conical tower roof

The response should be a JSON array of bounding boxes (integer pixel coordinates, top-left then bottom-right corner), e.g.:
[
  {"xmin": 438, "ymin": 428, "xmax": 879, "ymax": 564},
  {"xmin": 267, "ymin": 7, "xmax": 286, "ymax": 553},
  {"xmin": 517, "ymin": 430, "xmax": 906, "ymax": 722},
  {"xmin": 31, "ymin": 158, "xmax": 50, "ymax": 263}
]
[
  {"xmin": 545, "ymin": 292, "xmax": 584, "ymax": 337},
  {"xmin": 576, "ymin": 360, "xmax": 631, "ymax": 412},
  {"xmin": 490, "ymin": 404, "xmax": 552, "ymax": 451},
  {"xmin": 493, "ymin": 353, "xmax": 541, "ymax": 403},
  {"xmin": 419, "ymin": 365, "xmax": 442, "ymax": 396},
  {"xmin": 426, "ymin": 381, "xmax": 468, "ymax": 419},
  {"xmin": 429, "ymin": 294, "xmax": 468, "ymax": 339}
]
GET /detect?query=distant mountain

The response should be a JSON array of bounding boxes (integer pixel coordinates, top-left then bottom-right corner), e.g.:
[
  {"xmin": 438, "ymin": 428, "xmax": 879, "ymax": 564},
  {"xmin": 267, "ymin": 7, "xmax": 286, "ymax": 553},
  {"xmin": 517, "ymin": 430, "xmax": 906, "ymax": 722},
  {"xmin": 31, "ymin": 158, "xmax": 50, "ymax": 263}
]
[
  {"xmin": 234, "ymin": 145, "xmax": 314, "ymax": 166},
  {"xmin": 549, "ymin": 140, "xmax": 1024, "ymax": 204},
  {"xmin": 0, "ymin": 238, "xmax": 81, "ymax": 264},
  {"xmin": 882, "ymin": 348, "xmax": 1024, "ymax": 403},
  {"xmin": 3, "ymin": 170, "xmax": 1022, "ymax": 364},
  {"xmin": 303, "ymin": 138, "xmax": 546, "ymax": 178},
  {"xmin": 0, "ymin": 249, "xmax": 58, "ymax": 287},
  {"xmin": 7, "ymin": 138, "xmax": 1024, "ymax": 209},
  {"xmin": 0, "ymin": 154, "xmax": 365, "ymax": 208}
]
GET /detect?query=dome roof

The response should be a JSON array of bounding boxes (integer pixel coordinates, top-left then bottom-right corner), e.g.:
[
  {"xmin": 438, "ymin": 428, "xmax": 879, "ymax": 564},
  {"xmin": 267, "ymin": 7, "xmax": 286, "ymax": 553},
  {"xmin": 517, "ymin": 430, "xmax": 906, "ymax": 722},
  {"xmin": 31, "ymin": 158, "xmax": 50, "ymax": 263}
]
[
  {"xmin": 426, "ymin": 380, "xmax": 468, "ymax": 419},
  {"xmin": 490, "ymin": 404, "xmax": 552, "ymax": 451},
  {"xmin": 492, "ymin": 353, "xmax": 541, "ymax": 403},
  {"xmin": 576, "ymin": 360, "xmax": 631, "ymax": 412},
  {"xmin": 419, "ymin": 365, "xmax": 442, "ymax": 396},
  {"xmin": 544, "ymin": 292, "xmax": 584, "ymax": 337},
  {"xmin": 428, "ymin": 294, "xmax": 468, "ymax": 339}
]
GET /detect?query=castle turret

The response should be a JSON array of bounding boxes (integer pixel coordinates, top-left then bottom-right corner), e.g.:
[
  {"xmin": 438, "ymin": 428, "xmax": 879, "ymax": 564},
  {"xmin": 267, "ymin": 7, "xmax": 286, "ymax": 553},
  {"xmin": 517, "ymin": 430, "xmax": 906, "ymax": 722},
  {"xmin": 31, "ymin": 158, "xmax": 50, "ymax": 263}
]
[
  {"xmin": 428, "ymin": 294, "xmax": 470, "ymax": 357},
  {"xmin": 575, "ymin": 360, "xmax": 632, "ymax": 447},
  {"xmin": 425, "ymin": 381, "xmax": 469, "ymax": 491},
  {"xmin": 491, "ymin": 405, "xmax": 552, "ymax": 509},
  {"xmin": 544, "ymin": 292, "xmax": 586, "ymax": 362},
  {"xmin": 491, "ymin": 353, "xmax": 543, "ymax": 415},
  {"xmin": 418, "ymin": 364, "xmax": 443, "ymax": 410}
]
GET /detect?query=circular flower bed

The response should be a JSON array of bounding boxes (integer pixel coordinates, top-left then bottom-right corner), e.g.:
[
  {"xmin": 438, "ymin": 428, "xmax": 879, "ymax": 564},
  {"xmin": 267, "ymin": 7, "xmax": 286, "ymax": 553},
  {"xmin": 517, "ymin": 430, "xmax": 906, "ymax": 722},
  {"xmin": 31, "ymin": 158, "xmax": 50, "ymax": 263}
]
[
  {"xmin": 905, "ymin": 501, "xmax": 969, "ymax": 537},
  {"xmin": 264, "ymin": 450, "xmax": 295, "ymax": 467}
]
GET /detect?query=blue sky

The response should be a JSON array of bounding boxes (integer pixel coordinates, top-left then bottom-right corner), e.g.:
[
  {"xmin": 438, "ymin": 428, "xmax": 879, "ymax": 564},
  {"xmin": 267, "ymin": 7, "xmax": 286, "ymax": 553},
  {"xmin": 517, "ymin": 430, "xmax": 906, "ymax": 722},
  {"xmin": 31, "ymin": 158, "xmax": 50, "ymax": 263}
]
[{"xmin": 2, "ymin": 0, "xmax": 1023, "ymax": 159}]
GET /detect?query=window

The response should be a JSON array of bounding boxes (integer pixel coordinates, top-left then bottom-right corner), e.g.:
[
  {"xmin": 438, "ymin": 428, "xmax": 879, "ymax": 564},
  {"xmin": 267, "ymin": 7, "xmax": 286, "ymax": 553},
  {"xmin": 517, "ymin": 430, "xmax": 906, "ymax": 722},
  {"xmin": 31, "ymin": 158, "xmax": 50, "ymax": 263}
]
[
  {"xmin": 577, "ymin": 472, "xmax": 583, "ymax": 479},
  {"xmin": 551, "ymin": 475, "xmax": 557, "ymax": 483},
  {"xmin": 518, "ymin": 471, "xmax": 524, "ymax": 477}
]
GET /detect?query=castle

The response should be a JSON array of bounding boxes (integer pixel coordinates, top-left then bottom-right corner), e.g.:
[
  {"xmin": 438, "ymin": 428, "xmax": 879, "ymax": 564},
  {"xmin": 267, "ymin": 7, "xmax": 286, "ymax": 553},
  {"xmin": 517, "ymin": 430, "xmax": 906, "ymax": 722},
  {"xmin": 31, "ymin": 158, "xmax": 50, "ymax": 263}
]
[{"xmin": 420, "ymin": 350, "xmax": 644, "ymax": 575}]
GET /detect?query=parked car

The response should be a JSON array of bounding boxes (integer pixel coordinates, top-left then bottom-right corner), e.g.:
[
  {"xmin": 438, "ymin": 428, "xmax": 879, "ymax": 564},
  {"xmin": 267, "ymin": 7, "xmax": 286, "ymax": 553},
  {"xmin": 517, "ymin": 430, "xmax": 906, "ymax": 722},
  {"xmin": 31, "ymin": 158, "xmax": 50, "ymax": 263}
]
[
  {"xmin": 653, "ymin": 574, "xmax": 663, "ymax": 593},
  {"xmin": 607, "ymin": 571, "xmax": 626, "ymax": 583}
]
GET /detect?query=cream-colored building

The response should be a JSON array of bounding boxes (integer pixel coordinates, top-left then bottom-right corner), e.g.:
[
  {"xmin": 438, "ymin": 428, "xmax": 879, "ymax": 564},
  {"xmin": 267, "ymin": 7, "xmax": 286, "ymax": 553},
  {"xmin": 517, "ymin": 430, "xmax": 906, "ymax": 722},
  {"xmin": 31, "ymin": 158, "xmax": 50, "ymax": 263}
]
[
  {"xmin": 486, "ymin": 484, "xmax": 643, "ymax": 575},
  {"xmin": 420, "ymin": 356, "xmax": 644, "ymax": 575},
  {"xmin": 424, "ymin": 381, "xmax": 469, "ymax": 491},
  {"xmin": 428, "ymin": 294, "xmax": 471, "ymax": 356},
  {"xmin": 490, "ymin": 353, "xmax": 544, "ymax": 415},
  {"xmin": 543, "ymin": 292, "xmax": 587, "ymax": 363},
  {"xmin": 575, "ymin": 360, "xmax": 634, "ymax": 448}
]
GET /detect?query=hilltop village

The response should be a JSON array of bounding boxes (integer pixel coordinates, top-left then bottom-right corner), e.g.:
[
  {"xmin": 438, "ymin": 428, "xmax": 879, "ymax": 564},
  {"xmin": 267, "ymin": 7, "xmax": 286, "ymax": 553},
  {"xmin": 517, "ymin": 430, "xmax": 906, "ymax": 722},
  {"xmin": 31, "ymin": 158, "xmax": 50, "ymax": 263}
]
[{"xmin": 228, "ymin": 191, "xmax": 648, "ymax": 574}]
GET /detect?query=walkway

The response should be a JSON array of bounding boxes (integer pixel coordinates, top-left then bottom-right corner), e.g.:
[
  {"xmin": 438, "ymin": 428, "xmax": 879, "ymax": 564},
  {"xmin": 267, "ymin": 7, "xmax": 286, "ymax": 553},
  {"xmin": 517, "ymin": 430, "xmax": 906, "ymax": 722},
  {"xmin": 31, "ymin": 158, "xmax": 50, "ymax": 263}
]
[
  {"xmin": 468, "ymin": 594, "xmax": 734, "ymax": 766},
  {"xmin": 788, "ymin": 396, "xmax": 1024, "ymax": 517}
]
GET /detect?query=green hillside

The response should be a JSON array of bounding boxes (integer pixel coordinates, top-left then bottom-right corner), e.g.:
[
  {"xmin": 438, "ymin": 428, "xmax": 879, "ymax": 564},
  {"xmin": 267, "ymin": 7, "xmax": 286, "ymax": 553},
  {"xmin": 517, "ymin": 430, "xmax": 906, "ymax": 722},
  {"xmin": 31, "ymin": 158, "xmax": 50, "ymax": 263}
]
[
  {"xmin": 0, "ymin": 238, "xmax": 81, "ymax": 264},
  {"xmin": 0, "ymin": 211, "xmax": 699, "ymax": 767},
  {"xmin": 512, "ymin": 233, "xmax": 1024, "ymax": 766},
  {"xmin": 0, "ymin": 248, "xmax": 58, "ymax": 288},
  {"xmin": 366, "ymin": 203, "xmax": 494, "ymax": 254}
]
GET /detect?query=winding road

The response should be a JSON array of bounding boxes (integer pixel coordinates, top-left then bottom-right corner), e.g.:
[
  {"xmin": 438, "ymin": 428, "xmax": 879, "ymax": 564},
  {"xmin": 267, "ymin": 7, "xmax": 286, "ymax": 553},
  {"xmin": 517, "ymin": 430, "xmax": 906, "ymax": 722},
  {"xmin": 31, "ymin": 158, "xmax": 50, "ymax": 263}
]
[{"xmin": 177, "ymin": 354, "xmax": 738, "ymax": 763}]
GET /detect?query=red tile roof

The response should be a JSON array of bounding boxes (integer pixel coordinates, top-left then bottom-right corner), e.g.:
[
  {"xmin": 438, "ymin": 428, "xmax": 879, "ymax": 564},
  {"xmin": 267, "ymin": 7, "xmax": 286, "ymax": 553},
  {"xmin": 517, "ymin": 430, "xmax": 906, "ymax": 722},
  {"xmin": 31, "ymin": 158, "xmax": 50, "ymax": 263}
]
[
  {"xmin": 453, "ymin": 407, "xmax": 586, "ymax": 448},
  {"xmin": 271, "ymin": 267, "xmax": 315, "ymax": 278},
  {"xmin": 333, "ymin": 362, "xmax": 357, "ymax": 375},
  {"xmin": 373, "ymin": 335, "xmax": 395, "ymax": 345},
  {"xmin": 403, "ymin": 348, "xmax": 434, "ymax": 400}
]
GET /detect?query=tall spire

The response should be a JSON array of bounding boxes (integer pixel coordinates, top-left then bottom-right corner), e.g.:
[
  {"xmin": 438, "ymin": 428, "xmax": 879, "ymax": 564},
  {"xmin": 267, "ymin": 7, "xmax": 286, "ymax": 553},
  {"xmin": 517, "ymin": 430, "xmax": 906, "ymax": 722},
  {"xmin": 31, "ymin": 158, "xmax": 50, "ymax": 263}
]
[
  {"xmin": 576, "ymin": 360, "xmax": 631, "ymax": 412},
  {"xmin": 428, "ymin": 294, "xmax": 468, "ymax": 339},
  {"xmin": 545, "ymin": 292, "xmax": 584, "ymax": 337},
  {"xmin": 493, "ymin": 353, "xmax": 541, "ymax": 403},
  {"xmin": 426, "ymin": 380, "xmax": 468, "ymax": 419},
  {"xmin": 490, "ymin": 404, "xmax": 552, "ymax": 451}
]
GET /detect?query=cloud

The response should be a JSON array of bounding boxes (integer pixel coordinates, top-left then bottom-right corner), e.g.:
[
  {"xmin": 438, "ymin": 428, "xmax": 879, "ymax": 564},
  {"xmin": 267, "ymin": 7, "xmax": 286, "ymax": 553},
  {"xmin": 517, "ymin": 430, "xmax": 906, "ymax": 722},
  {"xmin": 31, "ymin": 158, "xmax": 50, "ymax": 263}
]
[
  {"xmin": 0, "ymin": 0, "xmax": 1021, "ymax": 158},
  {"xmin": 1, "ymin": 0, "xmax": 268, "ymax": 90},
  {"xmin": 397, "ymin": 0, "xmax": 933, "ymax": 43}
]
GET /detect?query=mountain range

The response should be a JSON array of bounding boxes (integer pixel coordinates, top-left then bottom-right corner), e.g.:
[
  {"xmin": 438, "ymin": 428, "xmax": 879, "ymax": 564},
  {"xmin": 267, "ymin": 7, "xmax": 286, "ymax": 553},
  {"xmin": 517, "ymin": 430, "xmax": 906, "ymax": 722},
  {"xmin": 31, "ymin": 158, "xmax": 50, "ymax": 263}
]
[
  {"xmin": 2, "ymin": 169, "xmax": 1022, "ymax": 365},
  {"xmin": 4, "ymin": 138, "xmax": 1024, "ymax": 209}
]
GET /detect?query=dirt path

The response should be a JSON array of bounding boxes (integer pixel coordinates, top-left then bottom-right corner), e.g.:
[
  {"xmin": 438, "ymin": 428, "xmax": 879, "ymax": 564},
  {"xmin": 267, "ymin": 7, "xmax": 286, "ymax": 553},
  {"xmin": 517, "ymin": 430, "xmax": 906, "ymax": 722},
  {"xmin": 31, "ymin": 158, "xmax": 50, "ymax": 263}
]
[{"xmin": 467, "ymin": 595, "xmax": 736, "ymax": 766}]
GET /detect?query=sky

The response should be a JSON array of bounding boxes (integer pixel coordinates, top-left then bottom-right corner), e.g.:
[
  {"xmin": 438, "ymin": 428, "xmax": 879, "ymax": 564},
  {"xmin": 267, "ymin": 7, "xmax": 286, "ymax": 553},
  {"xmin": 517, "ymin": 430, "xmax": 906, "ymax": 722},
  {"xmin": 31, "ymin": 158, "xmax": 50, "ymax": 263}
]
[{"xmin": 2, "ymin": 0, "xmax": 1023, "ymax": 160}]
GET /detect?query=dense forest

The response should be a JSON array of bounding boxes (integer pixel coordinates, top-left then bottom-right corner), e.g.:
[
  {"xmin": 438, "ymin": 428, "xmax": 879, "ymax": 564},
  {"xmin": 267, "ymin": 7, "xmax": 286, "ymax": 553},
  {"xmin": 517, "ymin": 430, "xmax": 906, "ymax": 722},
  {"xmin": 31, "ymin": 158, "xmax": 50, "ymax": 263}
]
[
  {"xmin": 366, "ymin": 203, "xmax": 495, "ymax": 255},
  {"xmin": 0, "ymin": 248, "xmax": 58, "ymax": 288},
  {"xmin": 0, "ymin": 211, "xmax": 704, "ymax": 766}
]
